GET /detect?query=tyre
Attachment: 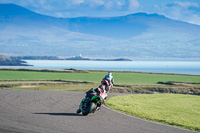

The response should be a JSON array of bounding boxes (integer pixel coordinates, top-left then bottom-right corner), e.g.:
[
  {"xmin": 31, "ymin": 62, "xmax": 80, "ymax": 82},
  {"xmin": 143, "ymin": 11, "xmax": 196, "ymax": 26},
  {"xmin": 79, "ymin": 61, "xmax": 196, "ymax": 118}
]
[
  {"xmin": 82, "ymin": 102, "xmax": 97, "ymax": 116},
  {"xmin": 82, "ymin": 108, "xmax": 90, "ymax": 116}
]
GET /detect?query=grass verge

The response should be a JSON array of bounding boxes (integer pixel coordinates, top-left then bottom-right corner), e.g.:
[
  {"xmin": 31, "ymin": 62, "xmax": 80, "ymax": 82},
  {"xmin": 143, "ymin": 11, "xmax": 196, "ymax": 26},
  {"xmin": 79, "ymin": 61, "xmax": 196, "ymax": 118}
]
[{"xmin": 105, "ymin": 94, "xmax": 200, "ymax": 131}]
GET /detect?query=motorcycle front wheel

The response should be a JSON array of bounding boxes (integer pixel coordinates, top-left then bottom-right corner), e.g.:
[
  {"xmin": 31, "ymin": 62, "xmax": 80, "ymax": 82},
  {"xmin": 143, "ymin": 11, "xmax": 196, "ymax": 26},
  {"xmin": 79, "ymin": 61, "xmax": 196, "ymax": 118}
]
[{"xmin": 82, "ymin": 102, "xmax": 97, "ymax": 116}]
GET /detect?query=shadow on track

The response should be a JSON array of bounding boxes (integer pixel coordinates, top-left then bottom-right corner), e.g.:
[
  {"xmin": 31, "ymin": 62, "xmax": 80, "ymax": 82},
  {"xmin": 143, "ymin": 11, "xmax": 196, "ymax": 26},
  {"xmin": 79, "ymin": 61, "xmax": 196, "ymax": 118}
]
[{"xmin": 34, "ymin": 113, "xmax": 82, "ymax": 116}]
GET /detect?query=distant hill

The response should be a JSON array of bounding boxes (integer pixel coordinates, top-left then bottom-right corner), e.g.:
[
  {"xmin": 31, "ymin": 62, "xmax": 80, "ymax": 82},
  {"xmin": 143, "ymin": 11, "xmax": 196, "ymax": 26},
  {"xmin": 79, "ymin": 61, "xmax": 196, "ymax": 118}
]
[
  {"xmin": 0, "ymin": 4, "xmax": 200, "ymax": 58},
  {"xmin": 0, "ymin": 55, "xmax": 30, "ymax": 66}
]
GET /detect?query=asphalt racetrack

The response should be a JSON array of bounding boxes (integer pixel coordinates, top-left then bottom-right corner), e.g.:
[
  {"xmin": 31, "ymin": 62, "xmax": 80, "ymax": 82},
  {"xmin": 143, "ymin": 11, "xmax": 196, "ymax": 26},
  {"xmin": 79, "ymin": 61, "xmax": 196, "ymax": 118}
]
[{"xmin": 0, "ymin": 90, "xmax": 198, "ymax": 133}]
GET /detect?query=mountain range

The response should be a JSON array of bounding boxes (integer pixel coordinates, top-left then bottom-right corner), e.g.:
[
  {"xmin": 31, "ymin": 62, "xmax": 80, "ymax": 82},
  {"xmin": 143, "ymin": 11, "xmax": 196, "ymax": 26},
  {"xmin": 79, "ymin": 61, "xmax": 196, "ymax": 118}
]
[{"xmin": 0, "ymin": 4, "xmax": 200, "ymax": 58}]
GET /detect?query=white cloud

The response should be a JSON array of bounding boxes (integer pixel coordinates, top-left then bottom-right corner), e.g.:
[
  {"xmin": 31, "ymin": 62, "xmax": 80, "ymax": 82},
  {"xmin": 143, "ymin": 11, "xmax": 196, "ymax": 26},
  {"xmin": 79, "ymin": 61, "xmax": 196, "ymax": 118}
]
[
  {"xmin": 117, "ymin": 1, "xmax": 123, "ymax": 7},
  {"xmin": 84, "ymin": 0, "xmax": 104, "ymax": 8},
  {"xmin": 173, "ymin": 1, "xmax": 199, "ymax": 8},
  {"xmin": 187, "ymin": 14, "xmax": 200, "ymax": 25},
  {"xmin": 151, "ymin": 1, "xmax": 200, "ymax": 25},
  {"xmin": 72, "ymin": 0, "xmax": 84, "ymax": 5},
  {"xmin": 128, "ymin": 0, "xmax": 139, "ymax": 10},
  {"xmin": 73, "ymin": 0, "xmax": 84, "ymax": 4},
  {"xmin": 92, "ymin": 0, "xmax": 104, "ymax": 6},
  {"xmin": 105, "ymin": 1, "xmax": 113, "ymax": 9}
]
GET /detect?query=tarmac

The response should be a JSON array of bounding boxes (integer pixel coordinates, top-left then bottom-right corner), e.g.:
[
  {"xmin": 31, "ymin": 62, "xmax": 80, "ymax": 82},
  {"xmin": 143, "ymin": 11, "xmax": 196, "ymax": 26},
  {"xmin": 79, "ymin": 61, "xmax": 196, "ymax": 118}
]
[{"xmin": 0, "ymin": 90, "xmax": 198, "ymax": 133}]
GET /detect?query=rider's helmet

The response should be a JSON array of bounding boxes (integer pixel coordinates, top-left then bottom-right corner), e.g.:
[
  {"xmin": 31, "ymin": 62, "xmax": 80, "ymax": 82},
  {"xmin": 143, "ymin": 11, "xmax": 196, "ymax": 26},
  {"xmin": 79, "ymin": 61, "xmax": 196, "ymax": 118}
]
[
  {"xmin": 105, "ymin": 72, "xmax": 113, "ymax": 82},
  {"xmin": 105, "ymin": 72, "xmax": 113, "ymax": 81}
]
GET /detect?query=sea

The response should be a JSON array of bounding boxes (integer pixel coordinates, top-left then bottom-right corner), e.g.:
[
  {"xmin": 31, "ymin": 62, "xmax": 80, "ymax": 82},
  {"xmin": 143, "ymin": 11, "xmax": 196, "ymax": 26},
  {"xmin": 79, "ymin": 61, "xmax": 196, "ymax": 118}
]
[{"xmin": 1, "ymin": 59, "xmax": 200, "ymax": 75}]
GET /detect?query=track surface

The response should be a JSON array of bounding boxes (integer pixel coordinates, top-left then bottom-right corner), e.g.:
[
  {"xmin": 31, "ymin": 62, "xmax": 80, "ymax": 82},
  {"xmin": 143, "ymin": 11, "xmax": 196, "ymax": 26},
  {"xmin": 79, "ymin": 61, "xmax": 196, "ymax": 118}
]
[{"xmin": 0, "ymin": 90, "xmax": 198, "ymax": 133}]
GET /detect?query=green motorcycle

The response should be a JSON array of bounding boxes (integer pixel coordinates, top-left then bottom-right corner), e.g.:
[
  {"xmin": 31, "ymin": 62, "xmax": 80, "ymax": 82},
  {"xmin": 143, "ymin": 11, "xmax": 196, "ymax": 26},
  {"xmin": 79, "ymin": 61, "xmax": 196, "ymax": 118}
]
[{"xmin": 77, "ymin": 91, "xmax": 104, "ymax": 116}]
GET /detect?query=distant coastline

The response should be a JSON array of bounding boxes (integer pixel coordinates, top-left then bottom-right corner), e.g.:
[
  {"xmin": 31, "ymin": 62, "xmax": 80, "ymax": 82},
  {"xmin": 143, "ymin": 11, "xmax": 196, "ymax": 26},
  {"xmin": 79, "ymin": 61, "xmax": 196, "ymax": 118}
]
[
  {"xmin": 11, "ymin": 55, "xmax": 132, "ymax": 61},
  {"xmin": 92, "ymin": 58, "xmax": 132, "ymax": 61},
  {"xmin": 0, "ymin": 55, "xmax": 32, "ymax": 66},
  {"xmin": 0, "ymin": 55, "xmax": 131, "ymax": 66}
]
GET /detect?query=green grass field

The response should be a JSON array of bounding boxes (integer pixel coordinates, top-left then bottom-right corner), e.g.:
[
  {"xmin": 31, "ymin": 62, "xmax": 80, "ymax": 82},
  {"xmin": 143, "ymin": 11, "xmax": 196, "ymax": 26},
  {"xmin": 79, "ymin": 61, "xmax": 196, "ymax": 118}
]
[
  {"xmin": 105, "ymin": 94, "xmax": 200, "ymax": 131},
  {"xmin": 1, "ymin": 70, "xmax": 200, "ymax": 85},
  {"xmin": 0, "ymin": 70, "xmax": 106, "ymax": 83}
]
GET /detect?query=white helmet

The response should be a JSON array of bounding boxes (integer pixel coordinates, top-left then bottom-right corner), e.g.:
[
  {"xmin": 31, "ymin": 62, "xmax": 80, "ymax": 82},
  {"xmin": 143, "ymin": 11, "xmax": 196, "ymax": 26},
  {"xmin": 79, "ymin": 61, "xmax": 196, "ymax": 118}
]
[{"xmin": 105, "ymin": 72, "xmax": 112, "ymax": 81}]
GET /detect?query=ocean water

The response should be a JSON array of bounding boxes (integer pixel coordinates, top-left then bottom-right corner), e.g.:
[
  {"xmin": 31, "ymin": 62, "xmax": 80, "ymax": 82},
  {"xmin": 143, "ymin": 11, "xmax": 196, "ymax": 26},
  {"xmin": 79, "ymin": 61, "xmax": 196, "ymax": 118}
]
[{"xmin": 1, "ymin": 59, "xmax": 200, "ymax": 75}]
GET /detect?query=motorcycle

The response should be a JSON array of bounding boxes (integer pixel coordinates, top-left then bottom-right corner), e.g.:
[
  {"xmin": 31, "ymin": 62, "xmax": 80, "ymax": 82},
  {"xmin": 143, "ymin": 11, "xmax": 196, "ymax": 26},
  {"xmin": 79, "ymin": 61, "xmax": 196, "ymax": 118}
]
[{"xmin": 77, "ymin": 88, "xmax": 107, "ymax": 116}]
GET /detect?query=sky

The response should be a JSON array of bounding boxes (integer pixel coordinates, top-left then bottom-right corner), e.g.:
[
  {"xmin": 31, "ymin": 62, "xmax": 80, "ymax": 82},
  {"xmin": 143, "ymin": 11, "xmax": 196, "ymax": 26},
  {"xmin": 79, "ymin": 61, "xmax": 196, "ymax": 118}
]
[{"xmin": 0, "ymin": 0, "xmax": 200, "ymax": 25}]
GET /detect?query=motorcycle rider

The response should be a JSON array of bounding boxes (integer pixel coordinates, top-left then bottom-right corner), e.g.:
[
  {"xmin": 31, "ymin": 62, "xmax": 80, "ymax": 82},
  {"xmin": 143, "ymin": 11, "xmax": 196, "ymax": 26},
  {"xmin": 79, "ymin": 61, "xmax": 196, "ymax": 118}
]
[
  {"xmin": 100, "ymin": 72, "xmax": 114, "ymax": 92},
  {"xmin": 76, "ymin": 72, "xmax": 114, "ymax": 114}
]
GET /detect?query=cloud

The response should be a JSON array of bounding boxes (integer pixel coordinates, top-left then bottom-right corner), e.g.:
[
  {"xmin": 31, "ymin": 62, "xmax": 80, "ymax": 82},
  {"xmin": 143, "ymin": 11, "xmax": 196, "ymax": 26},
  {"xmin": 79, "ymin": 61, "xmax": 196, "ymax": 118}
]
[
  {"xmin": 90, "ymin": 0, "xmax": 105, "ymax": 6},
  {"xmin": 128, "ymin": 0, "xmax": 139, "ymax": 10},
  {"xmin": 167, "ymin": 1, "xmax": 199, "ymax": 8},
  {"xmin": 72, "ymin": 0, "xmax": 84, "ymax": 5},
  {"xmin": 151, "ymin": 1, "xmax": 200, "ymax": 25}
]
